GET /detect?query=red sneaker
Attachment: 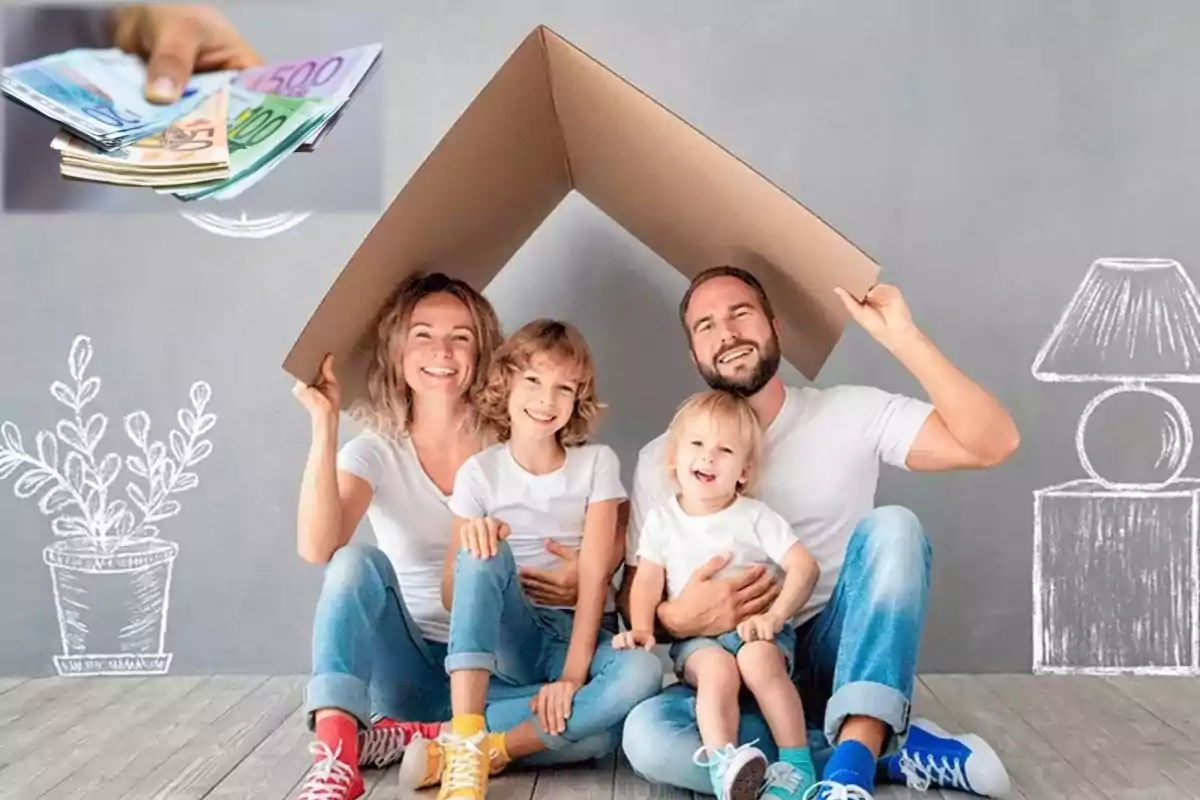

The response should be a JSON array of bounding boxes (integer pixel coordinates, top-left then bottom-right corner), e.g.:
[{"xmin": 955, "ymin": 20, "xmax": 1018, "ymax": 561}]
[
  {"xmin": 293, "ymin": 740, "xmax": 363, "ymax": 800},
  {"xmin": 358, "ymin": 718, "xmax": 443, "ymax": 769}
]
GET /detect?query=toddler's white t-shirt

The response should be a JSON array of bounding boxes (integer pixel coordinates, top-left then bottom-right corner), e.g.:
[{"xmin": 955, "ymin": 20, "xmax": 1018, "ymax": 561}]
[{"xmin": 637, "ymin": 494, "xmax": 800, "ymax": 602}]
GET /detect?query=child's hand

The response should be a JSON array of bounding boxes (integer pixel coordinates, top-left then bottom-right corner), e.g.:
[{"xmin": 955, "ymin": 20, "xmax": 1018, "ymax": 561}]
[
  {"xmin": 613, "ymin": 629, "xmax": 657, "ymax": 651},
  {"xmin": 460, "ymin": 516, "xmax": 510, "ymax": 559},
  {"xmin": 736, "ymin": 613, "xmax": 780, "ymax": 643}
]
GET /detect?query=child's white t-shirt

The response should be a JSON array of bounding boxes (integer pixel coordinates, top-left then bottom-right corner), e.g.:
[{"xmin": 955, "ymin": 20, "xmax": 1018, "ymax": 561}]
[
  {"xmin": 337, "ymin": 429, "xmax": 457, "ymax": 643},
  {"xmin": 637, "ymin": 494, "xmax": 800, "ymax": 602},
  {"xmin": 449, "ymin": 441, "xmax": 627, "ymax": 610}
]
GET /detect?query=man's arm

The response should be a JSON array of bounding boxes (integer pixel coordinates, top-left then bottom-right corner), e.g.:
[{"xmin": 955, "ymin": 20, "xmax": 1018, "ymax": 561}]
[{"xmin": 834, "ymin": 283, "xmax": 1020, "ymax": 471}]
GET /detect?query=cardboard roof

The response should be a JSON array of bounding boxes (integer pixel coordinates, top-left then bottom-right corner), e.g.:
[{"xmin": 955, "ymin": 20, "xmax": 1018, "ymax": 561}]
[{"xmin": 283, "ymin": 24, "xmax": 880, "ymax": 408}]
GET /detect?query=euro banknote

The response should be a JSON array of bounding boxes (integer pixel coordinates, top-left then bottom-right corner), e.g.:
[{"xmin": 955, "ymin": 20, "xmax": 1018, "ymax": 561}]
[
  {"xmin": 51, "ymin": 88, "xmax": 231, "ymax": 188},
  {"xmin": 1, "ymin": 48, "xmax": 233, "ymax": 151},
  {"xmin": 232, "ymin": 43, "xmax": 382, "ymax": 151},
  {"xmin": 166, "ymin": 85, "xmax": 330, "ymax": 201}
]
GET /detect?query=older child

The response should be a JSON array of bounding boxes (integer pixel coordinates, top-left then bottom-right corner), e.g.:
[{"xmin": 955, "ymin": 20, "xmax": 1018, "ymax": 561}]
[
  {"xmin": 402, "ymin": 319, "xmax": 663, "ymax": 800},
  {"xmin": 615, "ymin": 390, "xmax": 821, "ymax": 800}
]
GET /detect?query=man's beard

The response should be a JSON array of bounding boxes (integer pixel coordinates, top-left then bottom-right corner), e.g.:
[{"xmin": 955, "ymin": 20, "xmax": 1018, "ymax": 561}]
[{"xmin": 697, "ymin": 336, "xmax": 781, "ymax": 397}]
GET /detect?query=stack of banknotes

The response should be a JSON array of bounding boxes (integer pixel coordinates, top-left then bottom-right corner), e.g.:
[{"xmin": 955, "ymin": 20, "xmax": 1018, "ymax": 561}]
[{"xmin": 0, "ymin": 43, "xmax": 381, "ymax": 200}]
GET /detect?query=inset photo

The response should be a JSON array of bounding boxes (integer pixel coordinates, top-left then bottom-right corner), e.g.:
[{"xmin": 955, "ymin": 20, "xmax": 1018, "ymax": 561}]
[{"xmin": 1, "ymin": 3, "xmax": 385, "ymax": 215}]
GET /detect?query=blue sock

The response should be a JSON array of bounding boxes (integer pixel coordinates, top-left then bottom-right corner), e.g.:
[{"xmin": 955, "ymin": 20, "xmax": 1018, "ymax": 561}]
[{"xmin": 821, "ymin": 740, "xmax": 876, "ymax": 793}]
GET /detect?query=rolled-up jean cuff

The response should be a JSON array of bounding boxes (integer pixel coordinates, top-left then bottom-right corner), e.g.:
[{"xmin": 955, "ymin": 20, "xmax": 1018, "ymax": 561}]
[
  {"xmin": 824, "ymin": 680, "xmax": 911, "ymax": 756},
  {"xmin": 445, "ymin": 652, "xmax": 497, "ymax": 674},
  {"xmin": 305, "ymin": 673, "xmax": 370, "ymax": 731}
]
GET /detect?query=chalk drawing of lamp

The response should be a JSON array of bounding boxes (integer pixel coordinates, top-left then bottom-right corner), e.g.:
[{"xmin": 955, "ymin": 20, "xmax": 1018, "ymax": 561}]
[{"xmin": 1032, "ymin": 257, "xmax": 1200, "ymax": 676}]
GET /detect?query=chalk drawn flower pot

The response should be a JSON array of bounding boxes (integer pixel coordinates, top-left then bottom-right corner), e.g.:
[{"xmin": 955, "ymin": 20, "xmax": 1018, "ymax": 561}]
[
  {"xmin": 0, "ymin": 335, "xmax": 217, "ymax": 677},
  {"xmin": 43, "ymin": 537, "xmax": 179, "ymax": 676}
]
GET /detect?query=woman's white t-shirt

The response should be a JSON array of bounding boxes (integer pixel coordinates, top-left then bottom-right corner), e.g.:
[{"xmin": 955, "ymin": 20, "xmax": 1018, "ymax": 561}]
[{"xmin": 337, "ymin": 429, "xmax": 455, "ymax": 643}]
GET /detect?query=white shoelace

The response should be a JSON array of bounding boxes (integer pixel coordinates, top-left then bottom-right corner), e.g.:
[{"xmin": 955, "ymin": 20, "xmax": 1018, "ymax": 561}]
[
  {"xmin": 897, "ymin": 750, "xmax": 969, "ymax": 791},
  {"xmin": 800, "ymin": 780, "xmax": 875, "ymax": 800},
  {"xmin": 763, "ymin": 761, "xmax": 803, "ymax": 794},
  {"xmin": 297, "ymin": 741, "xmax": 356, "ymax": 800},
  {"xmin": 358, "ymin": 724, "xmax": 407, "ymax": 768},
  {"xmin": 441, "ymin": 731, "xmax": 489, "ymax": 792},
  {"xmin": 692, "ymin": 740, "xmax": 758, "ymax": 778}
]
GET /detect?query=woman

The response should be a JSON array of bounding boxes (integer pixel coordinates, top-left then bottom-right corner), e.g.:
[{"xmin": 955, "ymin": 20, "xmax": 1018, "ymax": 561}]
[{"xmin": 288, "ymin": 273, "xmax": 631, "ymax": 800}]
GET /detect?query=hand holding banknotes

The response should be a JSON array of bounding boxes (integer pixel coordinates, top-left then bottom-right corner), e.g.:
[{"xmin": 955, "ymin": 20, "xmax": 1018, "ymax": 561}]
[{"xmin": 111, "ymin": 4, "xmax": 263, "ymax": 104}]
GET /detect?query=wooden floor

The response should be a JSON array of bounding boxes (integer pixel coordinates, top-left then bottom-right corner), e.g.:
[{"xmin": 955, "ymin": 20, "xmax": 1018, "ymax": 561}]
[{"xmin": 0, "ymin": 674, "xmax": 1196, "ymax": 799}]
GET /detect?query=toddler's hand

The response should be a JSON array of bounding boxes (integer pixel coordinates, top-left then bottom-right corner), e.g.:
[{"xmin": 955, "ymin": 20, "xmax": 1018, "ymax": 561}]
[
  {"xmin": 613, "ymin": 629, "xmax": 657, "ymax": 651},
  {"xmin": 736, "ymin": 613, "xmax": 778, "ymax": 643},
  {"xmin": 460, "ymin": 516, "xmax": 509, "ymax": 559}
]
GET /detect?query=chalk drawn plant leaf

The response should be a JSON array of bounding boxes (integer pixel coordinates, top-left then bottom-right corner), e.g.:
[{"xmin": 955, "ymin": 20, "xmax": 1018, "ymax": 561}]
[
  {"xmin": 174, "ymin": 473, "xmax": 199, "ymax": 492},
  {"xmin": 2, "ymin": 421, "xmax": 24, "ymax": 453},
  {"xmin": 98, "ymin": 453, "xmax": 120, "ymax": 488},
  {"xmin": 51, "ymin": 516, "xmax": 90, "ymax": 537},
  {"xmin": 35, "ymin": 431, "xmax": 58, "ymax": 470},
  {"xmin": 64, "ymin": 452, "xmax": 86, "ymax": 492},
  {"xmin": 68, "ymin": 335, "xmax": 92, "ymax": 384},
  {"xmin": 190, "ymin": 381, "xmax": 211, "ymax": 411},
  {"xmin": 170, "ymin": 430, "xmax": 187, "ymax": 463},
  {"xmin": 50, "ymin": 381, "xmax": 77, "ymax": 410},
  {"xmin": 125, "ymin": 456, "xmax": 148, "ymax": 479},
  {"xmin": 124, "ymin": 411, "xmax": 150, "ymax": 450},
  {"xmin": 126, "ymin": 482, "xmax": 148, "ymax": 511},
  {"xmin": 39, "ymin": 485, "xmax": 75, "ymax": 515},
  {"xmin": 56, "ymin": 420, "xmax": 86, "ymax": 453},
  {"xmin": 14, "ymin": 468, "xmax": 53, "ymax": 499},
  {"xmin": 0, "ymin": 456, "xmax": 21, "ymax": 480}
]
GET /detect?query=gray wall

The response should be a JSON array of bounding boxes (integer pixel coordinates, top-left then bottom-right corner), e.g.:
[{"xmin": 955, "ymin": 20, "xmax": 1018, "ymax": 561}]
[{"xmin": 3, "ymin": 0, "xmax": 1199, "ymax": 677}]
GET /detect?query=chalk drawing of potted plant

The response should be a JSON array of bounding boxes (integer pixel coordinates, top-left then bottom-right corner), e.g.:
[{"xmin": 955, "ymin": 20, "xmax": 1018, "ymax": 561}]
[{"xmin": 0, "ymin": 335, "xmax": 216, "ymax": 676}]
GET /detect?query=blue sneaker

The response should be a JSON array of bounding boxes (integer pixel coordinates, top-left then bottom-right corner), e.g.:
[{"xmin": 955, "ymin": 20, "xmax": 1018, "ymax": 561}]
[
  {"xmin": 801, "ymin": 781, "xmax": 874, "ymax": 800},
  {"xmin": 882, "ymin": 718, "xmax": 1012, "ymax": 797}
]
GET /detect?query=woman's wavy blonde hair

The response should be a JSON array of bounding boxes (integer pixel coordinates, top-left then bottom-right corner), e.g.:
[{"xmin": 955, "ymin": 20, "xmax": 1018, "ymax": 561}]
[
  {"xmin": 478, "ymin": 319, "xmax": 603, "ymax": 447},
  {"xmin": 663, "ymin": 389, "xmax": 764, "ymax": 496},
  {"xmin": 348, "ymin": 271, "xmax": 502, "ymax": 442}
]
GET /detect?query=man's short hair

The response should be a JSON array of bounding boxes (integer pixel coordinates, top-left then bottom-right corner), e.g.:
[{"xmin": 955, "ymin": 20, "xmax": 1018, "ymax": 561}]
[{"xmin": 678, "ymin": 265, "xmax": 777, "ymax": 334}]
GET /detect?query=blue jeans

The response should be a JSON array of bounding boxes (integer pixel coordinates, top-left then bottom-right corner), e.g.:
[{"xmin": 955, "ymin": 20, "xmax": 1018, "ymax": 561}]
[
  {"xmin": 622, "ymin": 506, "xmax": 931, "ymax": 793},
  {"xmin": 670, "ymin": 624, "xmax": 797, "ymax": 678},
  {"xmin": 303, "ymin": 543, "xmax": 622, "ymax": 765},
  {"xmin": 446, "ymin": 541, "xmax": 664, "ymax": 755}
]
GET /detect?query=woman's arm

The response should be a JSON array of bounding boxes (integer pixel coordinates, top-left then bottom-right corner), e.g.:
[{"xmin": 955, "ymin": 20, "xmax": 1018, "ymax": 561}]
[
  {"xmin": 296, "ymin": 414, "xmax": 373, "ymax": 564},
  {"xmin": 560, "ymin": 497, "xmax": 622, "ymax": 685}
]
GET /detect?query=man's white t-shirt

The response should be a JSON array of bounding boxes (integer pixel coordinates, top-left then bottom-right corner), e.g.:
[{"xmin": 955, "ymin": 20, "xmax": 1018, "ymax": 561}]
[
  {"xmin": 449, "ymin": 441, "xmax": 627, "ymax": 611},
  {"xmin": 628, "ymin": 384, "xmax": 934, "ymax": 627},
  {"xmin": 337, "ymin": 430, "xmax": 456, "ymax": 643},
  {"xmin": 637, "ymin": 494, "xmax": 800, "ymax": 602}
]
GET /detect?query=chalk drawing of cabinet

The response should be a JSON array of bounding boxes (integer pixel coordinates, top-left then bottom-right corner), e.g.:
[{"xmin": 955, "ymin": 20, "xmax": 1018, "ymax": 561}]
[{"xmin": 1032, "ymin": 257, "xmax": 1200, "ymax": 676}]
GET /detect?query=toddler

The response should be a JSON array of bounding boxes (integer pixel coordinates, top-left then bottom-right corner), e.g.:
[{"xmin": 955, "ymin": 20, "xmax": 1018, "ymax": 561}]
[{"xmin": 615, "ymin": 389, "xmax": 821, "ymax": 800}]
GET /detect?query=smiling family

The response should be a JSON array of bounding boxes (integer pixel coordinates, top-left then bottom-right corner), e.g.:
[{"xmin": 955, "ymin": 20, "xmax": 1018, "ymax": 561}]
[{"xmin": 288, "ymin": 265, "xmax": 1020, "ymax": 800}]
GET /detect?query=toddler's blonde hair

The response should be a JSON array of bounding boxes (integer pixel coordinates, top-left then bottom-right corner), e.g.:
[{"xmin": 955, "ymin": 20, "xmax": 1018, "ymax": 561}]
[{"xmin": 663, "ymin": 390, "xmax": 763, "ymax": 496}]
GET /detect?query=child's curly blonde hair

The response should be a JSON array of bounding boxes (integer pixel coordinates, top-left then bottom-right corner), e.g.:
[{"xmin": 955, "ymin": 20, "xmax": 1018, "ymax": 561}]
[
  {"xmin": 479, "ymin": 319, "xmax": 604, "ymax": 446},
  {"xmin": 664, "ymin": 389, "xmax": 764, "ymax": 495}
]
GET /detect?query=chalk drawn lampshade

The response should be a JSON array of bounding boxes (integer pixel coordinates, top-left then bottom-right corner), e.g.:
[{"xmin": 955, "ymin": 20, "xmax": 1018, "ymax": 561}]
[{"xmin": 1031, "ymin": 257, "xmax": 1200, "ymax": 489}]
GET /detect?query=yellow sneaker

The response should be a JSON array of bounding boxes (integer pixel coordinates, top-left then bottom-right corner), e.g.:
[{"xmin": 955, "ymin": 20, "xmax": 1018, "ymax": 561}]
[
  {"xmin": 436, "ymin": 730, "xmax": 490, "ymax": 799},
  {"xmin": 397, "ymin": 731, "xmax": 510, "ymax": 792}
]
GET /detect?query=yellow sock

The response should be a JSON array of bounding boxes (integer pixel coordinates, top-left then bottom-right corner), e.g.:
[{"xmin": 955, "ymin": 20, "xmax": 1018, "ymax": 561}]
[
  {"xmin": 451, "ymin": 713, "xmax": 486, "ymax": 738},
  {"xmin": 489, "ymin": 731, "xmax": 510, "ymax": 762}
]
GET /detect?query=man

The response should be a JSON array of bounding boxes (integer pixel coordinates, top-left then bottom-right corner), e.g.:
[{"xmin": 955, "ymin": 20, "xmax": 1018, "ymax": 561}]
[{"xmin": 619, "ymin": 266, "xmax": 1019, "ymax": 799}]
